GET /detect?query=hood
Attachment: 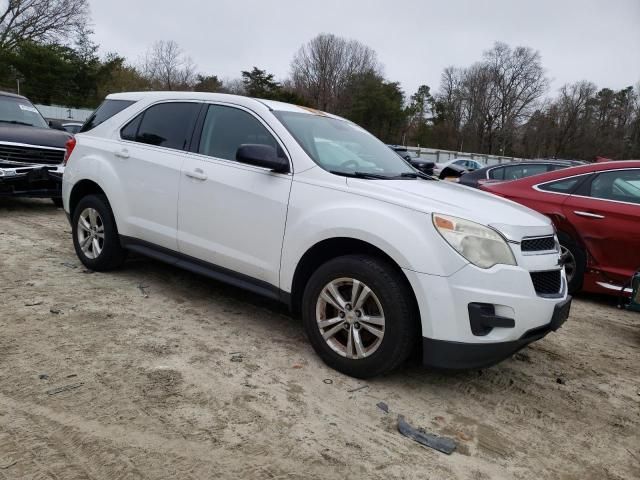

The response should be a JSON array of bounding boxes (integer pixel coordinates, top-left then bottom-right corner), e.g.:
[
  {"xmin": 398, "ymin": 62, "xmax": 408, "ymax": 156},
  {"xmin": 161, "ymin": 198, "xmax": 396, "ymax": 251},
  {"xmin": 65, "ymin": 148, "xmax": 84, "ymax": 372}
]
[
  {"xmin": 0, "ymin": 124, "xmax": 71, "ymax": 148},
  {"xmin": 346, "ymin": 177, "xmax": 553, "ymax": 239}
]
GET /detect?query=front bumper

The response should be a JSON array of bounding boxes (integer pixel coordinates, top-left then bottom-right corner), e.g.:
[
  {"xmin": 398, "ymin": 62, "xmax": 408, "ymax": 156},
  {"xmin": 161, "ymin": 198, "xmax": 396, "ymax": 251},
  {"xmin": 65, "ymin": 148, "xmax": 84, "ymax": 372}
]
[
  {"xmin": 422, "ymin": 296, "xmax": 571, "ymax": 369},
  {"xmin": 0, "ymin": 164, "xmax": 63, "ymax": 198},
  {"xmin": 403, "ymin": 258, "xmax": 570, "ymax": 369}
]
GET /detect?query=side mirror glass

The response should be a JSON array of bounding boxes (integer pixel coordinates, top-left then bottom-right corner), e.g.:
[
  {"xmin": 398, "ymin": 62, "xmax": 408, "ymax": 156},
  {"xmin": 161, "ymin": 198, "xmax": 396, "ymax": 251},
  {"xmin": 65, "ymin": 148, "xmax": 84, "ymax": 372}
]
[{"xmin": 236, "ymin": 144, "xmax": 289, "ymax": 173}]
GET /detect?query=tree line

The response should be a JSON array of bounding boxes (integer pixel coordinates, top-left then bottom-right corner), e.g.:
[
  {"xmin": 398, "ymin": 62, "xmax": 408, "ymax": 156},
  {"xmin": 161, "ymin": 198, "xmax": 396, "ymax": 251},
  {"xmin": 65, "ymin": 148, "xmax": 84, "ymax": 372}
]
[{"xmin": 1, "ymin": 0, "xmax": 638, "ymax": 160}]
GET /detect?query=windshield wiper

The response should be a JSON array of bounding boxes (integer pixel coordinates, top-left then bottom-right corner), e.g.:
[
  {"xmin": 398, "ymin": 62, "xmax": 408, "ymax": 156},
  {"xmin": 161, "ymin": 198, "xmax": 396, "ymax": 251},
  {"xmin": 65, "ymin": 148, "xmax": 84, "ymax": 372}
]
[
  {"xmin": 0, "ymin": 120, "xmax": 34, "ymax": 126},
  {"xmin": 329, "ymin": 170, "xmax": 395, "ymax": 180},
  {"xmin": 399, "ymin": 171, "xmax": 436, "ymax": 180}
]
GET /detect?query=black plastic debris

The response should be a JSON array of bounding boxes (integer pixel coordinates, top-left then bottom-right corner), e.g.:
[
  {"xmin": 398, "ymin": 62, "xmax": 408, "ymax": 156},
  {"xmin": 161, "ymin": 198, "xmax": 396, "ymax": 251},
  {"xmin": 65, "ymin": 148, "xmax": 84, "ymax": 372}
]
[
  {"xmin": 397, "ymin": 415, "xmax": 457, "ymax": 455},
  {"xmin": 376, "ymin": 401, "xmax": 389, "ymax": 413},
  {"xmin": 137, "ymin": 284, "xmax": 149, "ymax": 298},
  {"xmin": 46, "ymin": 382, "xmax": 84, "ymax": 395},
  {"xmin": 347, "ymin": 385, "xmax": 369, "ymax": 393}
]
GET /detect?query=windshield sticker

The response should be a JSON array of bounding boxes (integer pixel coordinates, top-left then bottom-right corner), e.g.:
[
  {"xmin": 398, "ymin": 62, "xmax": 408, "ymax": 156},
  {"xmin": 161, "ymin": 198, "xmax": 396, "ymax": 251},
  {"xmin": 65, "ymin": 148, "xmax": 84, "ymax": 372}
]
[{"xmin": 19, "ymin": 104, "xmax": 39, "ymax": 113}]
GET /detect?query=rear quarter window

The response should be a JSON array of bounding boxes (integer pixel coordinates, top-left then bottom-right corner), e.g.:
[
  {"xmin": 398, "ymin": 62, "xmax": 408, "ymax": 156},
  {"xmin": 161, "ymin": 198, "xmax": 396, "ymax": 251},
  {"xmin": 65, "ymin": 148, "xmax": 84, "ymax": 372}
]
[
  {"xmin": 538, "ymin": 177, "xmax": 583, "ymax": 193},
  {"xmin": 80, "ymin": 99, "xmax": 136, "ymax": 133}
]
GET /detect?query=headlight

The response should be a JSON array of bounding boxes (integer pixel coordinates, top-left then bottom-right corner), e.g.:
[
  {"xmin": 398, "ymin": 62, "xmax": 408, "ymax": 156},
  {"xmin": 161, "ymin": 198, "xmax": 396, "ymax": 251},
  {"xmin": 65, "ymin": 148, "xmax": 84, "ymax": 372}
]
[{"xmin": 432, "ymin": 213, "xmax": 516, "ymax": 268}]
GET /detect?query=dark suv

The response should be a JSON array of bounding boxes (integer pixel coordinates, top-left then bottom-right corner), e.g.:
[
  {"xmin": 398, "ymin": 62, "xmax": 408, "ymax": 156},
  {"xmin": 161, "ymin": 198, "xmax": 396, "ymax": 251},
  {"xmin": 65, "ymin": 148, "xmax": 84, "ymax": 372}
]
[{"xmin": 0, "ymin": 91, "xmax": 71, "ymax": 205}]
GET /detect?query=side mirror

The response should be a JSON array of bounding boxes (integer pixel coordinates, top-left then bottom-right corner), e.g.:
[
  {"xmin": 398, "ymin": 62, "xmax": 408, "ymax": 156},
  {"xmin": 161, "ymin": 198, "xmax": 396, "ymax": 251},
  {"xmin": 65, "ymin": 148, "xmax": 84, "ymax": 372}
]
[
  {"xmin": 236, "ymin": 144, "xmax": 289, "ymax": 173},
  {"xmin": 48, "ymin": 120, "xmax": 65, "ymax": 131}
]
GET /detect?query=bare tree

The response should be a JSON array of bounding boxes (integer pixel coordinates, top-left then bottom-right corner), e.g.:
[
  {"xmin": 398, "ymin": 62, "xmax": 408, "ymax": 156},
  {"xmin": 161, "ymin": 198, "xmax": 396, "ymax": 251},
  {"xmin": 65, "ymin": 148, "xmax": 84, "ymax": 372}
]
[
  {"xmin": 553, "ymin": 81, "xmax": 597, "ymax": 154},
  {"xmin": 290, "ymin": 33, "xmax": 380, "ymax": 111},
  {"xmin": 0, "ymin": 0, "xmax": 90, "ymax": 50},
  {"xmin": 483, "ymin": 42, "xmax": 549, "ymax": 153},
  {"xmin": 141, "ymin": 40, "xmax": 196, "ymax": 90},
  {"xmin": 433, "ymin": 42, "xmax": 548, "ymax": 155}
]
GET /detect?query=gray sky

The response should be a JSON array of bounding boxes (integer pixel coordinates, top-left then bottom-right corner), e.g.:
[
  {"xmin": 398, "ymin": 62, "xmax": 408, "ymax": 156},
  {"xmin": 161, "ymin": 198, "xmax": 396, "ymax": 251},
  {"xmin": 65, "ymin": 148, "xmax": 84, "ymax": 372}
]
[{"xmin": 90, "ymin": 0, "xmax": 640, "ymax": 97}]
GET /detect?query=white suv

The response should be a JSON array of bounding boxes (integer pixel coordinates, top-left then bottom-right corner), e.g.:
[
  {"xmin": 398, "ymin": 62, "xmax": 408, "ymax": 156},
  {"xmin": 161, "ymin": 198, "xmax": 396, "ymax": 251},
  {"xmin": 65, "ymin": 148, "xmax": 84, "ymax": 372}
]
[{"xmin": 62, "ymin": 92, "xmax": 571, "ymax": 378}]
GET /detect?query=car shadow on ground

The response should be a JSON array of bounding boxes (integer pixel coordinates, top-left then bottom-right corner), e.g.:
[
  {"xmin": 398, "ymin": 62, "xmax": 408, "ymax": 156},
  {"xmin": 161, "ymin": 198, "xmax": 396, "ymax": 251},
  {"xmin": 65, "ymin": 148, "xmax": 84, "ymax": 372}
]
[{"xmin": 0, "ymin": 197, "xmax": 60, "ymax": 212}]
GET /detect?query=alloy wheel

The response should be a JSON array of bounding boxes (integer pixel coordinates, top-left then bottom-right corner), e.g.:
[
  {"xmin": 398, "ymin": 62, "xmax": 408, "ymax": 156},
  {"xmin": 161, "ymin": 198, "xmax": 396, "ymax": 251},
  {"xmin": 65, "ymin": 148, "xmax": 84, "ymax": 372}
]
[
  {"xmin": 315, "ymin": 278, "xmax": 385, "ymax": 359},
  {"xmin": 77, "ymin": 207, "xmax": 105, "ymax": 259},
  {"xmin": 560, "ymin": 245, "xmax": 576, "ymax": 284}
]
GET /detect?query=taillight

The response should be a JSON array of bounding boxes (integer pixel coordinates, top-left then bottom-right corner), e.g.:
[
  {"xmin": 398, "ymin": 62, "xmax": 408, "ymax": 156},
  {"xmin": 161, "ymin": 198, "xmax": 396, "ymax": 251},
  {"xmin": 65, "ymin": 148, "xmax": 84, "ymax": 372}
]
[{"xmin": 63, "ymin": 137, "xmax": 76, "ymax": 165}]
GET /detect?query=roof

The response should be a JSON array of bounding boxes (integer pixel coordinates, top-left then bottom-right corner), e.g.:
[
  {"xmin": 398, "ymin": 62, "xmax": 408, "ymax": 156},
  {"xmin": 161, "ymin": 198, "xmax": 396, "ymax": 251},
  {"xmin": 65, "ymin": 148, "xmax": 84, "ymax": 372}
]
[
  {"xmin": 0, "ymin": 90, "xmax": 27, "ymax": 100},
  {"xmin": 105, "ymin": 91, "xmax": 339, "ymax": 118}
]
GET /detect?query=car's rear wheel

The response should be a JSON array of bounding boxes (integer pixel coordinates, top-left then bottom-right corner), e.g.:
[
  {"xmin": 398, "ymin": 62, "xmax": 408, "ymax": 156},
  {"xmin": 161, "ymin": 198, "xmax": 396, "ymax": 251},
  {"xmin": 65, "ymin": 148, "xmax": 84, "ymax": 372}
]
[
  {"xmin": 301, "ymin": 255, "xmax": 417, "ymax": 378},
  {"xmin": 559, "ymin": 235, "xmax": 585, "ymax": 294},
  {"xmin": 72, "ymin": 194, "xmax": 126, "ymax": 271}
]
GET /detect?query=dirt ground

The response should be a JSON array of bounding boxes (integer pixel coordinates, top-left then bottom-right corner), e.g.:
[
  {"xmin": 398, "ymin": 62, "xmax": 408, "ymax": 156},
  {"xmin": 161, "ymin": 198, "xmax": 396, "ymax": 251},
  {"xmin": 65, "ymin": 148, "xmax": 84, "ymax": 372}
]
[{"xmin": 0, "ymin": 198, "xmax": 638, "ymax": 480}]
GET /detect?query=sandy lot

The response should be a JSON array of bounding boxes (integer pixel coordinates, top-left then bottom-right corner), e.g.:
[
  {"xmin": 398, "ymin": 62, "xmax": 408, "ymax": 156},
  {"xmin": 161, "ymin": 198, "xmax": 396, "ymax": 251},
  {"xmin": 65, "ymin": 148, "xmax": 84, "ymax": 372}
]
[{"xmin": 0, "ymin": 198, "xmax": 638, "ymax": 480}]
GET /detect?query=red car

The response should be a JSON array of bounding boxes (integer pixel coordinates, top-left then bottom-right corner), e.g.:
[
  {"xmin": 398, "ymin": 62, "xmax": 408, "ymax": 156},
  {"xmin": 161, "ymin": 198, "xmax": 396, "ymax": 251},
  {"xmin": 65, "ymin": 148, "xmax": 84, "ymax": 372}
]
[{"xmin": 481, "ymin": 161, "xmax": 640, "ymax": 296}]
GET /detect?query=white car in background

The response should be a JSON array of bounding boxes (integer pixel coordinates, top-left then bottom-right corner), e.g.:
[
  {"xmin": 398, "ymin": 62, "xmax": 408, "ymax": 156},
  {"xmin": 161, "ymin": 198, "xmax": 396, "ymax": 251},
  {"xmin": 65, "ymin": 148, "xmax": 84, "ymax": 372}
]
[
  {"xmin": 434, "ymin": 158, "xmax": 484, "ymax": 178},
  {"xmin": 62, "ymin": 92, "xmax": 571, "ymax": 378}
]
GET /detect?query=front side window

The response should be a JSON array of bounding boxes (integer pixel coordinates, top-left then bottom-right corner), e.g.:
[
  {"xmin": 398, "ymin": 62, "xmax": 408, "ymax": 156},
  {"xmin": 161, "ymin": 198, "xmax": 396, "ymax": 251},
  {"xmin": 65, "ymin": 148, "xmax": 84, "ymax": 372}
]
[
  {"xmin": 120, "ymin": 102, "xmax": 200, "ymax": 151},
  {"xmin": 198, "ymin": 105, "xmax": 280, "ymax": 161},
  {"xmin": 589, "ymin": 169, "xmax": 640, "ymax": 205},
  {"xmin": 273, "ymin": 111, "xmax": 414, "ymax": 177},
  {"xmin": 0, "ymin": 94, "xmax": 48, "ymax": 128}
]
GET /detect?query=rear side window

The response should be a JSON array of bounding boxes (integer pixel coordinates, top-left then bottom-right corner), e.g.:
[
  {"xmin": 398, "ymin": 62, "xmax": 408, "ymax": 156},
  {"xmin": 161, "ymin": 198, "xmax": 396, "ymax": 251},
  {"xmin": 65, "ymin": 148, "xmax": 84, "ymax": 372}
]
[
  {"xmin": 502, "ymin": 164, "xmax": 549, "ymax": 180},
  {"xmin": 198, "ymin": 105, "xmax": 279, "ymax": 161},
  {"xmin": 80, "ymin": 99, "xmax": 135, "ymax": 132},
  {"xmin": 121, "ymin": 102, "xmax": 201, "ymax": 151}
]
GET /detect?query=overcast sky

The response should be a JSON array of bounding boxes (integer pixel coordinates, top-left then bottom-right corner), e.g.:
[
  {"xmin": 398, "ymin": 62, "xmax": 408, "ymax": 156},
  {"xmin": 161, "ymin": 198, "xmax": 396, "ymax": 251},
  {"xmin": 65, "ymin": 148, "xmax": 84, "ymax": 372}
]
[{"xmin": 89, "ymin": 0, "xmax": 640, "ymax": 97}]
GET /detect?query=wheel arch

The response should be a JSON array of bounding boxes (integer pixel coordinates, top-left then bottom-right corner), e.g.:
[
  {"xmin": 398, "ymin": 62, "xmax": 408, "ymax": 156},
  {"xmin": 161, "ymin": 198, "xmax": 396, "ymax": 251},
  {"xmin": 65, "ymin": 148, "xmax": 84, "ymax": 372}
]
[
  {"xmin": 288, "ymin": 237, "xmax": 421, "ymax": 332},
  {"xmin": 69, "ymin": 179, "xmax": 107, "ymax": 218}
]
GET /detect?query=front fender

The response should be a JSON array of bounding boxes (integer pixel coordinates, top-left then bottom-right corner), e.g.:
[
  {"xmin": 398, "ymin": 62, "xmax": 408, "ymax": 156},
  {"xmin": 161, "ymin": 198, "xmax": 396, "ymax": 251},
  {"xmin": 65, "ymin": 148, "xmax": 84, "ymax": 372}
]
[{"xmin": 279, "ymin": 180, "xmax": 467, "ymax": 292}]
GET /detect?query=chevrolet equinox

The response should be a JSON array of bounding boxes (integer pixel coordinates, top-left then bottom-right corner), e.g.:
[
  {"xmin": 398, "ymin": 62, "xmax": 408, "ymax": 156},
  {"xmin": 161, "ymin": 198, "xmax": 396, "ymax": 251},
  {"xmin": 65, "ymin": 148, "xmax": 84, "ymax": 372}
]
[{"xmin": 62, "ymin": 92, "xmax": 571, "ymax": 378}]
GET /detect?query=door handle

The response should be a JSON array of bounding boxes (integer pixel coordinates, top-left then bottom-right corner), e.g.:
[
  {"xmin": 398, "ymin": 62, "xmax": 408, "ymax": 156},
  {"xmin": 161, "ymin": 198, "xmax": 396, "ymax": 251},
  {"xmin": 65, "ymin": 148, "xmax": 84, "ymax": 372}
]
[
  {"xmin": 114, "ymin": 148, "xmax": 129, "ymax": 159},
  {"xmin": 185, "ymin": 168, "xmax": 207, "ymax": 181},
  {"xmin": 573, "ymin": 210, "xmax": 605, "ymax": 219}
]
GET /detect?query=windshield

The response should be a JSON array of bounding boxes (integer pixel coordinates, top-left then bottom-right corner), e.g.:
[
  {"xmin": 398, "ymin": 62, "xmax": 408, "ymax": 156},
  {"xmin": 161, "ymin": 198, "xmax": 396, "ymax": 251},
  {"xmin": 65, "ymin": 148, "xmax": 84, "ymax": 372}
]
[
  {"xmin": 273, "ymin": 111, "xmax": 415, "ymax": 178},
  {"xmin": 0, "ymin": 95, "xmax": 48, "ymax": 128}
]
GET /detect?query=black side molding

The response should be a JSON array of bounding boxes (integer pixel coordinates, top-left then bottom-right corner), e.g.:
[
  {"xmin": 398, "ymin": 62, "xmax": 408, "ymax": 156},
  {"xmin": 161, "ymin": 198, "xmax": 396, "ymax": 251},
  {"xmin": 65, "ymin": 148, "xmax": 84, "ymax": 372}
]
[{"xmin": 119, "ymin": 236, "xmax": 289, "ymax": 304}]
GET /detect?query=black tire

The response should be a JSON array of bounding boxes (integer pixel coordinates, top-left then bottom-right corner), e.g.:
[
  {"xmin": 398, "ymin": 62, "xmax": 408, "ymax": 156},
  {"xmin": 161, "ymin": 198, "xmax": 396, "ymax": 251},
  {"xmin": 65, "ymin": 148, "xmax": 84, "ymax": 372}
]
[
  {"xmin": 558, "ymin": 234, "xmax": 586, "ymax": 294},
  {"xmin": 71, "ymin": 194, "xmax": 126, "ymax": 271},
  {"xmin": 301, "ymin": 254, "xmax": 418, "ymax": 378},
  {"xmin": 51, "ymin": 197, "xmax": 63, "ymax": 208}
]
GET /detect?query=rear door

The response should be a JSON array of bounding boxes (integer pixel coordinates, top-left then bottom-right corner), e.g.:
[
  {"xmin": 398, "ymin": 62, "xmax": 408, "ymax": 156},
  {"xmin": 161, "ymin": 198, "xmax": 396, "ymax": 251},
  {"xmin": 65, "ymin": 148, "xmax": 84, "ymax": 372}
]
[
  {"xmin": 116, "ymin": 101, "xmax": 201, "ymax": 250},
  {"xmin": 177, "ymin": 103, "xmax": 292, "ymax": 287},
  {"xmin": 562, "ymin": 168, "xmax": 640, "ymax": 283}
]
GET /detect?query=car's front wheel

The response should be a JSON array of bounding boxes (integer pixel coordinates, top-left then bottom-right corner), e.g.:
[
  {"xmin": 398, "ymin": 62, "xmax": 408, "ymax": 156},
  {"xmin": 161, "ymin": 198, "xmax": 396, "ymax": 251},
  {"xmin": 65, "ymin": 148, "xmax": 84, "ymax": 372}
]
[
  {"xmin": 302, "ymin": 255, "xmax": 418, "ymax": 378},
  {"xmin": 559, "ymin": 235, "xmax": 585, "ymax": 294},
  {"xmin": 72, "ymin": 194, "xmax": 126, "ymax": 271}
]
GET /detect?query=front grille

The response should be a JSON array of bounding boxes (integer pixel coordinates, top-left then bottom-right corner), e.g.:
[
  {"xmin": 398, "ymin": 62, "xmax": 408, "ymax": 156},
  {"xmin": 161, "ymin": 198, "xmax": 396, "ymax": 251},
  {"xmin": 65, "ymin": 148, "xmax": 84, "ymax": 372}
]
[
  {"xmin": 0, "ymin": 143, "xmax": 65, "ymax": 165},
  {"xmin": 530, "ymin": 270, "xmax": 562, "ymax": 295},
  {"xmin": 521, "ymin": 235, "xmax": 556, "ymax": 252}
]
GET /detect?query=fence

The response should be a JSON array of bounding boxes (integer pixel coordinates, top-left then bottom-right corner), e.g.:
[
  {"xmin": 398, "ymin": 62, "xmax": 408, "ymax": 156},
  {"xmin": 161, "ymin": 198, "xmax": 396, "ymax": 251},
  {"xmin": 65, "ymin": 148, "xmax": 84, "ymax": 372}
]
[
  {"xmin": 34, "ymin": 104, "xmax": 94, "ymax": 122},
  {"xmin": 405, "ymin": 146, "xmax": 523, "ymax": 165}
]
